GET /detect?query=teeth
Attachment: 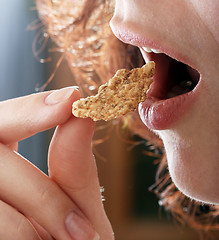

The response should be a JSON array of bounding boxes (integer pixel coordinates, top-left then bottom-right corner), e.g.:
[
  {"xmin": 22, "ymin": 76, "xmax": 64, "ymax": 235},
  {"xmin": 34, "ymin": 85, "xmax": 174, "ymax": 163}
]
[
  {"xmin": 142, "ymin": 47, "xmax": 152, "ymax": 53},
  {"xmin": 151, "ymin": 49, "xmax": 162, "ymax": 53},
  {"xmin": 142, "ymin": 46, "xmax": 162, "ymax": 54}
]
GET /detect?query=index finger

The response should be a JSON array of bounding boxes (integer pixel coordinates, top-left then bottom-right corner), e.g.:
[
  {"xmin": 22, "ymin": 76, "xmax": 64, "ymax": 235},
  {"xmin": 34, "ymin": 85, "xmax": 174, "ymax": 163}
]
[{"xmin": 0, "ymin": 87, "xmax": 79, "ymax": 145}]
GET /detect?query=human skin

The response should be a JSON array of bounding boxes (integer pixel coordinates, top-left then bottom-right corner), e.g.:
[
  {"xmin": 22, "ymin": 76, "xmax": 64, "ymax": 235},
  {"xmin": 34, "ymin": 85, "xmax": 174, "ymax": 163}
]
[
  {"xmin": 110, "ymin": 0, "xmax": 219, "ymax": 204},
  {"xmin": 0, "ymin": 88, "xmax": 114, "ymax": 239}
]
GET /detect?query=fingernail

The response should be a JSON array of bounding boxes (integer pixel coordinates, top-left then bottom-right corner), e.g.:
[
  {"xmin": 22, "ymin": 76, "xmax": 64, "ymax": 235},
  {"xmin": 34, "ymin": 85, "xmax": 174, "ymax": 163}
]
[
  {"xmin": 65, "ymin": 211, "xmax": 100, "ymax": 240},
  {"xmin": 45, "ymin": 86, "xmax": 79, "ymax": 105}
]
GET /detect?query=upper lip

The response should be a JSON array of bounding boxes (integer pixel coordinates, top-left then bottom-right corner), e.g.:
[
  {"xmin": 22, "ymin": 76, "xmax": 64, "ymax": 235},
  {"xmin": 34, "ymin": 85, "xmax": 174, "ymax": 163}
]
[{"xmin": 109, "ymin": 23, "xmax": 199, "ymax": 73}]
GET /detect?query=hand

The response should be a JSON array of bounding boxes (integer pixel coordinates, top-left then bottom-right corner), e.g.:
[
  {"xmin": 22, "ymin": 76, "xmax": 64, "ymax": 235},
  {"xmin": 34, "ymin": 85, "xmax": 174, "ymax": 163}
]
[{"xmin": 0, "ymin": 87, "xmax": 114, "ymax": 240}]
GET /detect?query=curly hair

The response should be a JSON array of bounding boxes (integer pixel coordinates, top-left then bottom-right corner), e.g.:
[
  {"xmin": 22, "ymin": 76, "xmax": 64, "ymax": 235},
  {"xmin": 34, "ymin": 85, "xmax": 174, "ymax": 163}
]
[{"xmin": 35, "ymin": 0, "xmax": 219, "ymax": 234}]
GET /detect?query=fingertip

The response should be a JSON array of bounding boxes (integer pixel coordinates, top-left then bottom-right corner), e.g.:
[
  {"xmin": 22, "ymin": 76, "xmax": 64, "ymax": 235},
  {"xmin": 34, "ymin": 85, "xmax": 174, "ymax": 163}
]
[
  {"xmin": 48, "ymin": 116, "xmax": 96, "ymax": 189},
  {"xmin": 45, "ymin": 87, "xmax": 79, "ymax": 105},
  {"xmin": 54, "ymin": 116, "xmax": 96, "ymax": 150},
  {"xmin": 71, "ymin": 117, "xmax": 96, "ymax": 145},
  {"xmin": 72, "ymin": 117, "xmax": 96, "ymax": 134},
  {"xmin": 38, "ymin": 87, "xmax": 81, "ymax": 126}
]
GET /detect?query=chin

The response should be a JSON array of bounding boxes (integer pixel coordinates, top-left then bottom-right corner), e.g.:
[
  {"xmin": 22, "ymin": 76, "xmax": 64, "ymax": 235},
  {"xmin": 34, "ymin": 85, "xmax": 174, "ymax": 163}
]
[{"xmin": 159, "ymin": 129, "xmax": 219, "ymax": 205}]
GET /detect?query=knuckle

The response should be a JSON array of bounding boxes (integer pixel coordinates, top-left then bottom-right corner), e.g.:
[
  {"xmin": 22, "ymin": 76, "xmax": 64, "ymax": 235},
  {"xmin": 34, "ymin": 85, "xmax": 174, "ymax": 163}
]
[
  {"xmin": 14, "ymin": 215, "xmax": 40, "ymax": 239},
  {"xmin": 38, "ymin": 182, "xmax": 56, "ymax": 206},
  {"xmin": 37, "ymin": 181, "xmax": 68, "ymax": 212}
]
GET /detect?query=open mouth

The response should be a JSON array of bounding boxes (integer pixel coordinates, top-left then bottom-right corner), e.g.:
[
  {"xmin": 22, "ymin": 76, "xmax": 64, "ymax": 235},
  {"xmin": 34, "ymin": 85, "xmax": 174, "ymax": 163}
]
[
  {"xmin": 137, "ymin": 48, "xmax": 201, "ymax": 129},
  {"xmin": 109, "ymin": 24, "xmax": 201, "ymax": 129},
  {"xmin": 140, "ymin": 48, "xmax": 200, "ymax": 101}
]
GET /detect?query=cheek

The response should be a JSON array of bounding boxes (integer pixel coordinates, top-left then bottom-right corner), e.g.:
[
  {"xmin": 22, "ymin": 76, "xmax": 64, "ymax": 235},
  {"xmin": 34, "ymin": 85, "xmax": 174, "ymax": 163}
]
[{"xmin": 190, "ymin": 0, "xmax": 219, "ymax": 43}]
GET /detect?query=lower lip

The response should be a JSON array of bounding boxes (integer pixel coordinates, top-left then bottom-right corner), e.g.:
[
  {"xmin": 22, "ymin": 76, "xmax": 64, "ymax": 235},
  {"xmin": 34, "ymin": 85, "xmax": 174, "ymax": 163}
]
[{"xmin": 138, "ymin": 88, "xmax": 199, "ymax": 130}]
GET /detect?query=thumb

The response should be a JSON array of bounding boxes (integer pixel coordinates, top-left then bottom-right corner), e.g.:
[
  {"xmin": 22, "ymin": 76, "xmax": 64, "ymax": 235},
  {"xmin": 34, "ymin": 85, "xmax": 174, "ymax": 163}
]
[{"xmin": 48, "ymin": 117, "xmax": 114, "ymax": 240}]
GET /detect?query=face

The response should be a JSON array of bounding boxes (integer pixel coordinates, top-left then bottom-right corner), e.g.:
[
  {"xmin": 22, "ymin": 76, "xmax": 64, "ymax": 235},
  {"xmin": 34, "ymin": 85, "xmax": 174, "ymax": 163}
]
[{"xmin": 110, "ymin": 0, "xmax": 219, "ymax": 204}]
